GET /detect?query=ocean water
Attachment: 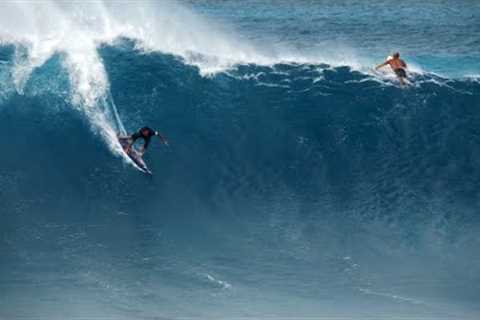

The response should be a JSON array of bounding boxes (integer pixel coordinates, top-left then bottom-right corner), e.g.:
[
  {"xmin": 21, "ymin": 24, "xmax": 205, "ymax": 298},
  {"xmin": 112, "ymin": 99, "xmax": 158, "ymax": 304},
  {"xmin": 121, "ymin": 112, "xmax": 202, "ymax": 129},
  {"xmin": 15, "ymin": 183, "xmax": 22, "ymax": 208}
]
[{"xmin": 0, "ymin": 1, "xmax": 479, "ymax": 319}]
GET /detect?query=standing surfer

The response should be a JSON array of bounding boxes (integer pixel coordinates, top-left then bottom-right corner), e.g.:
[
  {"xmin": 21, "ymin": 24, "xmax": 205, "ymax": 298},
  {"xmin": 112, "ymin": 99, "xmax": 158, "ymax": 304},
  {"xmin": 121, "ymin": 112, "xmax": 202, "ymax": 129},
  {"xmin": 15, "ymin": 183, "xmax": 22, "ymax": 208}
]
[
  {"xmin": 375, "ymin": 52, "xmax": 408, "ymax": 85},
  {"xmin": 120, "ymin": 126, "xmax": 168, "ymax": 156}
]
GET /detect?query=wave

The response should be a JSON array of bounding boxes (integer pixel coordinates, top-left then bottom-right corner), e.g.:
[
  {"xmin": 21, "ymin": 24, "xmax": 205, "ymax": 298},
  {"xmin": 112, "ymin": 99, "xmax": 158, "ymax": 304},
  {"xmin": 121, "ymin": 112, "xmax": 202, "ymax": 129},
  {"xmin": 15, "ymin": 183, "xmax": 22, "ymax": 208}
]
[
  {"xmin": 2, "ymin": 40, "xmax": 479, "ymax": 252},
  {"xmin": 1, "ymin": 2, "xmax": 480, "ymax": 318},
  {"xmin": 0, "ymin": 1, "xmax": 475, "ymax": 159}
]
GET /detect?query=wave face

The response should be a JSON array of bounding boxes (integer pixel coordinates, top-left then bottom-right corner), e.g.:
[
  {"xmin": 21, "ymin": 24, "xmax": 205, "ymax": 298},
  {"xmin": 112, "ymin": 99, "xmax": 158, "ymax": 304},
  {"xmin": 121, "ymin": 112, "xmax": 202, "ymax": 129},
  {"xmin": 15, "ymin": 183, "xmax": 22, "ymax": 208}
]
[{"xmin": 1, "ymin": 2, "xmax": 480, "ymax": 319}]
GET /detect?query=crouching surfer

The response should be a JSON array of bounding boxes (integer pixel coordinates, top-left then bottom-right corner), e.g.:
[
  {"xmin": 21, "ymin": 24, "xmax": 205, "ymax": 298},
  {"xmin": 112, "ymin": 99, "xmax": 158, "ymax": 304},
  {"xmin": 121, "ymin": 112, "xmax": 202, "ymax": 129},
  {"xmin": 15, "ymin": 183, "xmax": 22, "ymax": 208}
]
[
  {"xmin": 375, "ymin": 52, "xmax": 408, "ymax": 86},
  {"xmin": 119, "ymin": 126, "xmax": 168, "ymax": 156}
]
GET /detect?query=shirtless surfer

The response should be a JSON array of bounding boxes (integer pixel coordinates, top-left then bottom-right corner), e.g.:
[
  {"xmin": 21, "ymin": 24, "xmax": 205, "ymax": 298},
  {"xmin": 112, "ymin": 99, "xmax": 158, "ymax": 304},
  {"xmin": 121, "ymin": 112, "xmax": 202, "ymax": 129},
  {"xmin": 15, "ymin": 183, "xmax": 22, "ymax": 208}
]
[{"xmin": 375, "ymin": 52, "xmax": 408, "ymax": 85}]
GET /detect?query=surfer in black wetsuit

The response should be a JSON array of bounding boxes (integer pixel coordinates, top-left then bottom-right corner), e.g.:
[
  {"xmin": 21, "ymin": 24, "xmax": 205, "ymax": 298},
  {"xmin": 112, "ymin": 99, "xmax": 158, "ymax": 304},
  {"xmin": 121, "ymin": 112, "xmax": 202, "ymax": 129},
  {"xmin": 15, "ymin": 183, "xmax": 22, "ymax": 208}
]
[
  {"xmin": 121, "ymin": 126, "xmax": 168, "ymax": 156},
  {"xmin": 375, "ymin": 52, "xmax": 408, "ymax": 85}
]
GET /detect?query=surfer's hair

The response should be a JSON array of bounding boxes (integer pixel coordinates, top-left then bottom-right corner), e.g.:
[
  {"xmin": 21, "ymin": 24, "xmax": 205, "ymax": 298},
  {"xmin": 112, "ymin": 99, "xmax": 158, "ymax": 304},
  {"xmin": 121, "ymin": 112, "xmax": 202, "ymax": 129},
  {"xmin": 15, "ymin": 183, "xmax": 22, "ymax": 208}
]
[{"xmin": 393, "ymin": 52, "xmax": 400, "ymax": 58}]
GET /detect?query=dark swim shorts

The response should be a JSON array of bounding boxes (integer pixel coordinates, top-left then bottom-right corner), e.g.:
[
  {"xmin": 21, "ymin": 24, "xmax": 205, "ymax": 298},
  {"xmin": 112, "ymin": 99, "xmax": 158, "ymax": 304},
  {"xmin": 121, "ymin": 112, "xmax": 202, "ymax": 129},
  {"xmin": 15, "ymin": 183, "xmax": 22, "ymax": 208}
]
[{"xmin": 394, "ymin": 68, "xmax": 407, "ymax": 78}]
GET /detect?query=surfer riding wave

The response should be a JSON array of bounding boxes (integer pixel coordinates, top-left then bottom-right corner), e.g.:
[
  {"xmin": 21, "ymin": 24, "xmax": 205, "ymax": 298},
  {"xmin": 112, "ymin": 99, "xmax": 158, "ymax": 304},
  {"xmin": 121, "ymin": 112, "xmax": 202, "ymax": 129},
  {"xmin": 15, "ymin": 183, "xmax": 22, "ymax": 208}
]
[
  {"xmin": 375, "ymin": 52, "xmax": 408, "ymax": 86},
  {"xmin": 119, "ymin": 126, "xmax": 168, "ymax": 156}
]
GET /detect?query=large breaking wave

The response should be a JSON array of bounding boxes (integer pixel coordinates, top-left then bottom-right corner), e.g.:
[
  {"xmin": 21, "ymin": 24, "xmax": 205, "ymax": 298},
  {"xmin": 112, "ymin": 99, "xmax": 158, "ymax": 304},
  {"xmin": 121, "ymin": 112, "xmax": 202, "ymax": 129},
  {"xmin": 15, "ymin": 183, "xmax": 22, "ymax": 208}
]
[{"xmin": 1, "ymin": 1, "xmax": 480, "ymax": 319}]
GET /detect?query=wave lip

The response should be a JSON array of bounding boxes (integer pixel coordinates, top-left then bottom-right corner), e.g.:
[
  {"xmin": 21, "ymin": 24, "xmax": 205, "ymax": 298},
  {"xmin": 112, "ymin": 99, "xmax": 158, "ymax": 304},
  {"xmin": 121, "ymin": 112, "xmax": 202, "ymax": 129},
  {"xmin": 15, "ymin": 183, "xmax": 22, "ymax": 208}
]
[{"xmin": 1, "ymin": 3, "xmax": 480, "ymax": 318}]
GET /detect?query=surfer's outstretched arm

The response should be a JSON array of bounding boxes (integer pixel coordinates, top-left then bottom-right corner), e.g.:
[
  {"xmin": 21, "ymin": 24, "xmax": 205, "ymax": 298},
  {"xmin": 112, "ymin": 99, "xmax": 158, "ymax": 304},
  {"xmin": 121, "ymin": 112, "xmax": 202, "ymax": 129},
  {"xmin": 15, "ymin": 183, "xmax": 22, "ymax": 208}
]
[{"xmin": 375, "ymin": 61, "xmax": 389, "ymax": 70}]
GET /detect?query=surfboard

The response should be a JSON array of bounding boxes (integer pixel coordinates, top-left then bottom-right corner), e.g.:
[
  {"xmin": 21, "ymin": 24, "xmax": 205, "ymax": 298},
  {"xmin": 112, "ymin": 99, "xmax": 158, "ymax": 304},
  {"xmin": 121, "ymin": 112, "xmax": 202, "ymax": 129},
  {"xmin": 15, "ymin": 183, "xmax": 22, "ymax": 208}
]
[{"xmin": 118, "ymin": 136, "xmax": 152, "ymax": 175}]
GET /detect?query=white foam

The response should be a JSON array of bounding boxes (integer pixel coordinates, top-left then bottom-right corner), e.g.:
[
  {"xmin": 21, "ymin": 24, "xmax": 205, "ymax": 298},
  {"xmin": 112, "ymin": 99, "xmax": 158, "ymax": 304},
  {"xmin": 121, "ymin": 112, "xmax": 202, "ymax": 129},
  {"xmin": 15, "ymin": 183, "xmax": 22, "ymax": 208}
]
[
  {"xmin": 0, "ymin": 1, "xmax": 272, "ymax": 159},
  {"xmin": 358, "ymin": 287, "xmax": 427, "ymax": 306},
  {"xmin": 0, "ymin": 1, "xmax": 431, "ymax": 157},
  {"xmin": 0, "ymin": 1, "xmax": 379, "ymax": 94},
  {"xmin": 205, "ymin": 273, "xmax": 232, "ymax": 290},
  {"xmin": 465, "ymin": 74, "xmax": 480, "ymax": 82},
  {"xmin": 0, "ymin": 1, "xmax": 126, "ymax": 156}
]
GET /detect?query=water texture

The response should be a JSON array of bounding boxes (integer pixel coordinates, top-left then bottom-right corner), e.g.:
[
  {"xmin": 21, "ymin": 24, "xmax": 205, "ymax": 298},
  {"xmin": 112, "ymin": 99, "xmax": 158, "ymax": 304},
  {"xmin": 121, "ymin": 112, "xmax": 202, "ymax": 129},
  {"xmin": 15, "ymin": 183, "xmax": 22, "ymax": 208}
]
[{"xmin": 0, "ymin": 1, "xmax": 479, "ymax": 319}]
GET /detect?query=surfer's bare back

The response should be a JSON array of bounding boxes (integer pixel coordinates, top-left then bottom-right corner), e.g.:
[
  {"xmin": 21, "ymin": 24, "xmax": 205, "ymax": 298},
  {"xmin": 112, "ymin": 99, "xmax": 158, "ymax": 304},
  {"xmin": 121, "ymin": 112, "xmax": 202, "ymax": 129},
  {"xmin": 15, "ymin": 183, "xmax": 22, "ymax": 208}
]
[{"xmin": 376, "ymin": 52, "xmax": 408, "ymax": 85}]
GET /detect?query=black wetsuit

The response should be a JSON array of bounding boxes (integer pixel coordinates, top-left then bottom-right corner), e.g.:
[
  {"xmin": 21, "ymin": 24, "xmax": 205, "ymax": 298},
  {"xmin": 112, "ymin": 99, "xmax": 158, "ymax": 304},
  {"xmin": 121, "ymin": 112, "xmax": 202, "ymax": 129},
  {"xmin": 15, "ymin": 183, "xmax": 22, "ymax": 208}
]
[
  {"xmin": 394, "ymin": 68, "xmax": 407, "ymax": 78},
  {"xmin": 131, "ymin": 127, "xmax": 157, "ymax": 151}
]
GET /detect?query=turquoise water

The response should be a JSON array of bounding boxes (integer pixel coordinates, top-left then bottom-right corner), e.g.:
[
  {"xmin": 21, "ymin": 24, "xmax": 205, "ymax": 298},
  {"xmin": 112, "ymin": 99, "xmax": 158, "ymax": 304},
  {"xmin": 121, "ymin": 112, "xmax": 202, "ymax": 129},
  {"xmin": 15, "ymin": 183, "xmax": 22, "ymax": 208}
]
[
  {"xmin": 0, "ymin": 1, "xmax": 479, "ymax": 319},
  {"xmin": 188, "ymin": 0, "xmax": 480, "ymax": 77}
]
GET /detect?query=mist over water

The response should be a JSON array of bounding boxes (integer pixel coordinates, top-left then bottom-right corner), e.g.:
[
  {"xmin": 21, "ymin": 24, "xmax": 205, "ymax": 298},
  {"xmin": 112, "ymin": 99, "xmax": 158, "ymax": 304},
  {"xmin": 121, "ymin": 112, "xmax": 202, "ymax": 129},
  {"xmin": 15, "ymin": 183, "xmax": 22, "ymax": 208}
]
[
  {"xmin": 0, "ymin": 1, "xmax": 479, "ymax": 319},
  {"xmin": 187, "ymin": 0, "xmax": 480, "ymax": 78}
]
